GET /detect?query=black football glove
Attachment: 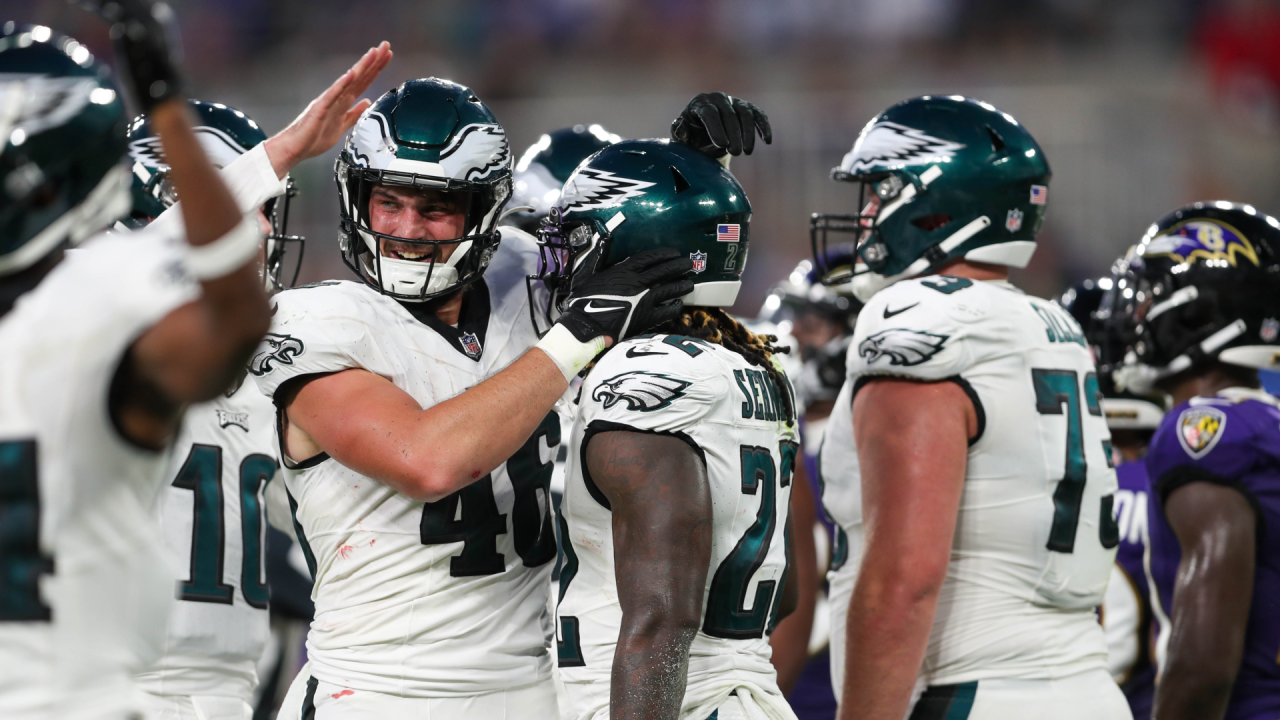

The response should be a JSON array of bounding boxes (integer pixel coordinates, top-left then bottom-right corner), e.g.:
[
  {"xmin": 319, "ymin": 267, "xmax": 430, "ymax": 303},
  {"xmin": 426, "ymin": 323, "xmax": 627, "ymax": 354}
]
[
  {"xmin": 556, "ymin": 248, "xmax": 694, "ymax": 344},
  {"xmin": 77, "ymin": 0, "xmax": 185, "ymax": 112},
  {"xmin": 671, "ymin": 92, "xmax": 772, "ymax": 159}
]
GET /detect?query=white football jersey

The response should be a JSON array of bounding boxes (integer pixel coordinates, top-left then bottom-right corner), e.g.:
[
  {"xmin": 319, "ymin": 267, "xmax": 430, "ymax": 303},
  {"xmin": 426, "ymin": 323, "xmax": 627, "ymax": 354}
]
[
  {"xmin": 556, "ymin": 334, "xmax": 798, "ymax": 720},
  {"xmin": 0, "ymin": 228, "xmax": 198, "ymax": 719},
  {"xmin": 821, "ymin": 276, "xmax": 1117, "ymax": 690},
  {"xmin": 249, "ymin": 229, "xmax": 559, "ymax": 698},
  {"xmin": 134, "ymin": 379, "xmax": 279, "ymax": 701}
]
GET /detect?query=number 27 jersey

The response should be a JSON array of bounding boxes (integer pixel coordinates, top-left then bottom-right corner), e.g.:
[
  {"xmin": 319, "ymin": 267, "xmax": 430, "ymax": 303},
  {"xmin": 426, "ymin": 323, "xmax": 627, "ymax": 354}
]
[
  {"xmin": 820, "ymin": 276, "xmax": 1118, "ymax": 686},
  {"xmin": 557, "ymin": 335, "xmax": 798, "ymax": 720}
]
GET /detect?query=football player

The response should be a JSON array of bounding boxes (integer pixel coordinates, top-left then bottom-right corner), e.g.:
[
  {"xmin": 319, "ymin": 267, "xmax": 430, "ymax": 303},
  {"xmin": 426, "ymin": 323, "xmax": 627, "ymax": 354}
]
[
  {"xmin": 124, "ymin": 75, "xmax": 385, "ymax": 720},
  {"xmin": 253, "ymin": 83, "xmax": 764, "ymax": 718},
  {"xmin": 756, "ymin": 252, "xmax": 860, "ymax": 713},
  {"xmin": 1113, "ymin": 202, "xmax": 1280, "ymax": 720},
  {"xmin": 505, "ymin": 123, "xmax": 622, "ymax": 234},
  {"xmin": 1061, "ymin": 277, "xmax": 1166, "ymax": 720},
  {"xmin": 541, "ymin": 138, "xmax": 797, "ymax": 720},
  {"xmin": 813, "ymin": 96, "xmax": 1130, "ymax": 719},
  {"xmin": 0, "ymin": 5, "xmax": 275, "ymax": 718}
]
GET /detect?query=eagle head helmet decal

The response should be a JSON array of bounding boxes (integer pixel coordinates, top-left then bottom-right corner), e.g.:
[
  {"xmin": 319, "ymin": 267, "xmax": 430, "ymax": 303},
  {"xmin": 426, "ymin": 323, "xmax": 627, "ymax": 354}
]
[
  {"xmin": 858, "ymin": 328, "xmax": 949, "ymax": 367},
  {"xmin": 592, "ymin": 371, "xmax": 691, "ymax": 412}
]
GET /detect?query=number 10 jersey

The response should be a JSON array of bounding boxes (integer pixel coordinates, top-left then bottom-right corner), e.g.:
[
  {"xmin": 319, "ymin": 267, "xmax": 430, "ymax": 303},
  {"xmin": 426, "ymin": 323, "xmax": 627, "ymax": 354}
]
[
  {"xmin": 820, "ymin": 276, "xmax": 1118, "ymax": 690},
  {"xmin": 249, "ymin": 231, "xmax": 558, "ymax": 698}
]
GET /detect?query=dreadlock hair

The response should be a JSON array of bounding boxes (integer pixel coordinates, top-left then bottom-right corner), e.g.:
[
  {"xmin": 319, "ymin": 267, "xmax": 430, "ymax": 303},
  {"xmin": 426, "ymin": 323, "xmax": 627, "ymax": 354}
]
[{"xmin": 659, "ymin": 306, "xmax": 796, "ymax": 426}]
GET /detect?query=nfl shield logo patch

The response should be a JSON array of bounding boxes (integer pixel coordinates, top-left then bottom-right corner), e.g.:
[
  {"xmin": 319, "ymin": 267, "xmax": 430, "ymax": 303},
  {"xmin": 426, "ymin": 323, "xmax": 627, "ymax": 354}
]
[
  {"xmin": 1005, "ymin": 208, "xmax": 1023, "ymax": 233},
  {"xmin": 1176, "ymin": 405, "xmax": 1227, "ymax": 459},
  {"xmin": 461, "ymin": 332, "xmax": 483, "ymax": 359},
  {"xmin": 690, "ymin": 251, "xmax": 707, "ymax": 274},
  {"xmin": 1261, "ymin": 317, "xmax": 1279, "ymax": 343}
]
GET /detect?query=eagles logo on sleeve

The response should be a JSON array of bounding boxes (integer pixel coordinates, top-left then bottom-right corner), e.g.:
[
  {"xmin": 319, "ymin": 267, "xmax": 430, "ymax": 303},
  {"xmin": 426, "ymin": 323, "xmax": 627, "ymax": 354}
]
[
  {"xmin": 248, "ymin": 333, "xmax": 305, "ymax": 376},
  {"xmin": 592, "ymin": 371, "xmax": 691, "ymax": 412},
  {"xmin": 1176, "ymin": 405, "xmax": 1227, "ymax": 459},
  {"xmin": 858, "ymin": 328, "xmax": 948, "ymax": 367}
]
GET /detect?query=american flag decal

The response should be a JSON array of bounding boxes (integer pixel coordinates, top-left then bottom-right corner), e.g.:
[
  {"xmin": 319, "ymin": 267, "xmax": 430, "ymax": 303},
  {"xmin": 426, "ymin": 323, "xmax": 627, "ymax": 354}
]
[
  {"xmin": 1030, "ymin": 185, "xmax": 1047, "ymax": 205},
  {"xmin": 717, "ymin": 224, "xmax": 741, "ymax": 242}
]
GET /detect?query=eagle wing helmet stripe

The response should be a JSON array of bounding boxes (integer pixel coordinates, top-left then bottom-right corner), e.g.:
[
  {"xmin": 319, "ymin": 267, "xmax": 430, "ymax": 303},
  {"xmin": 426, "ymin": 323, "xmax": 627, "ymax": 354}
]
[
  {"xmin": 840, "ymin": 121, "xmax": 967, "ymax": 175},
  {"xmin": 0, "ymin": 75, "xmax": 101, "ymax": 142},
  {"xmin": 591, "ymin": 371, "xmax": 692, "ymax": 412},
  {"xmin": 128, "ymin": 134, "xmax": 167, "ymax": 168},
  {"xmin": 858, "ymin": 328, "xmax": 949, "ymax": 367},
  {"xmin": 559, "ymin": 168, "xmax": 657, "ymax": 213}
]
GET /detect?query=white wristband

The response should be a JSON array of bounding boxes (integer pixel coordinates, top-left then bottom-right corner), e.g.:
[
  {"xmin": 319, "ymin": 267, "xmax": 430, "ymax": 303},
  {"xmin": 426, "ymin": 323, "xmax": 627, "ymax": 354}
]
[
  {"xmin": 185, "ymin": 215, "xmax": 262, "ymax": 280},
  {"xmin": 535, "ymin": 323, "xmax": 607, "ymax": 382}
]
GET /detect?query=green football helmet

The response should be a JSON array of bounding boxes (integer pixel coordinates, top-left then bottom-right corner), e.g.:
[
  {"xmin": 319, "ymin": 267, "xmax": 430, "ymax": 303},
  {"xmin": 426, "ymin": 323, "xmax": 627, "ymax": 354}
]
[
  {"xmin": 811, "ymin": 95, "xmax": 1051, "ymax": 302},
  {"xmin": 0, "ymin": 23, "xmax": 130, "ymax": 276},
  {"xmin": 532, "ymin": 139, "xmax": 750, "ymax": 328},
  {"xmin": 506, "ymin": 124, "xmax": 622, "ymax": 232},
  {"xmin": 336, "ymin": 78, "xmax": 512, "ymax": 302},
  {"xmin": 125, "ymin": 99, "xmax": 305, "ymax": 290}
]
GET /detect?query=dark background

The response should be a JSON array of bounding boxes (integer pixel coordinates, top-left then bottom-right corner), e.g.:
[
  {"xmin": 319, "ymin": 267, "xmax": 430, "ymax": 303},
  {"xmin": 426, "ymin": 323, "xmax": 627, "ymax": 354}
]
[{"xmin": 8, "ymin": 0, "xmax": 1280, "ymax": 313}]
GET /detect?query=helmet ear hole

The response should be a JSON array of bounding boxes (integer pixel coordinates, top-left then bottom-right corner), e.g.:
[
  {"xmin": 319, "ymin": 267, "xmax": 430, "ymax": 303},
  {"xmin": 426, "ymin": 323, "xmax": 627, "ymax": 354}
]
[
  {"xmin": 911, "ymin": 213, "xmax": 953, "ymax": 232},
  {"xmin": 985, "ymin": 125, "xmax": 1006, "ymax": 153},
  {"xmin": 671, "ymin": 166, "xmax": 690, "ymax": 194}
]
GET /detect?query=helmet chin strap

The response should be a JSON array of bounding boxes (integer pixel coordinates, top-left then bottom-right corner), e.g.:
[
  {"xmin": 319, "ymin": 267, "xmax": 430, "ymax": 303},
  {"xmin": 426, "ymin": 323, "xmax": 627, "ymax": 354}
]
[
  {"xmin": 851, "ymin": 215, "xmax": 992, "ymax": 302},
  {"xmin": 360, "ymin": 227, "xmax": 474, "ymax": 300},
  {"xmin": 1116, "ymin": 319, "xmax": 1248, "ymax": 393}
]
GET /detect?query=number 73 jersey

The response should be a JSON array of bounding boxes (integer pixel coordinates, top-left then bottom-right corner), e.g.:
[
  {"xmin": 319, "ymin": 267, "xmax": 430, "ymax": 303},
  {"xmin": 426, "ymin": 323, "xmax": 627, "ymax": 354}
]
[
  {"xmin": 820, "ymin": 277, "xmax": 1119, "ymax": 687},
  {"xmin": 556, "ymin": 335, "xmax": 799, "ymax": 720}
]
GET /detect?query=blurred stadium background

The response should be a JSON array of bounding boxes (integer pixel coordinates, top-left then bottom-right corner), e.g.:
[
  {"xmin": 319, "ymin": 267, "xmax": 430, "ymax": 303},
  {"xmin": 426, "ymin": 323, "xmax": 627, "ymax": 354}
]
[{"xmin": 7, "ymin": 0, "xmax": 1280, "ymax": 312}]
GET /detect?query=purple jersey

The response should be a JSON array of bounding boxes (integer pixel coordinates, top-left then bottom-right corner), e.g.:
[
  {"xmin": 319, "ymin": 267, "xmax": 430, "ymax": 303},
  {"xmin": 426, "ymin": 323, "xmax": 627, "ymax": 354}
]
[
  {"xmin": 1145, "ymin": 389, "xmax": 1280, "ymax": 720},
  {"xmin": 1109, "ymin": 461, "xmax": 1155, "ymax": 720}
]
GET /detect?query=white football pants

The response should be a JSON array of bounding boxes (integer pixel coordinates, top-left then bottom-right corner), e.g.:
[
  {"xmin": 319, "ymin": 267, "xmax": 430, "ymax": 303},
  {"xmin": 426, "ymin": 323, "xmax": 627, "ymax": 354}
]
[
  {"xmin": 141, "ymin": 693, "xmax": 254, "ymax": 720},
  {"xmin": 277, "ymin": 663, "xmax": 559, "ymax": 719}
]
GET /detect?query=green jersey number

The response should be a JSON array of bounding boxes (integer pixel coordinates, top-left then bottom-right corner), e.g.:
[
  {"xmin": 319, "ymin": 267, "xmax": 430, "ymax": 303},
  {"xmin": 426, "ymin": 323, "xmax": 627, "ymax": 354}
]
[
  {"xmin": 703, "ymin": 441, "xmax": 794, "ymax": 640},
  {"xmin": 419, "ymin": 412, "xmax": 560, "ymax": 577},
  {"xmin": 1032, "ymin": 369, "xmax": 1119, "ymax": 553},
  {"xmin": 0, "ymin": 440, "xmax": 53, "ymax": 621},
  {"xmin": 171, "ymin": 444, "xmax": 277, "ymax": 608}
]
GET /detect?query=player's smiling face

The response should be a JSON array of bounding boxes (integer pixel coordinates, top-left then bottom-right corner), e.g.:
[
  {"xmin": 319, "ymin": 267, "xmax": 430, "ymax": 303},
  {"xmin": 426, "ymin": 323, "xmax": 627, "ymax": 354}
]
[{"xmin": 368, "ymin": 185, "xmax": 467, "ymax": 262}]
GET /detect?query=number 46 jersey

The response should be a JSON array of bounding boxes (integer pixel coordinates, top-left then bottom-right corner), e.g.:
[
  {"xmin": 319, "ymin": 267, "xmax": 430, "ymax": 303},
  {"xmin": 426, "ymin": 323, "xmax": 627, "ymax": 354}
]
[
  {"xmin": 556, "ymin": 335, "xmax": 799, "ymax": 720},
  {"xmin": 820, "ymin": 277, "xmax": 1119, "ymax": 691},
  {"xmin": 249, "ymin": 232, "xmax": 559, "ymax": 699}
]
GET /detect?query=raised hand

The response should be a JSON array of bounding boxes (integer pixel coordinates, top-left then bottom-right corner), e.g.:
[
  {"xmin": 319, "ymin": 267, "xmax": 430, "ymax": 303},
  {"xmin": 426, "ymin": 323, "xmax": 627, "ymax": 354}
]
[
  {"xmin": 671, "ymin": 92, "xmax": 773, "ymax": 159},
  {"xmin": 264, "ymin": 42, "xmax": 393, "ymax": 176},
  {"xmin": 77, "ymin": 0, "xmax": 184, "ymax": 112}
]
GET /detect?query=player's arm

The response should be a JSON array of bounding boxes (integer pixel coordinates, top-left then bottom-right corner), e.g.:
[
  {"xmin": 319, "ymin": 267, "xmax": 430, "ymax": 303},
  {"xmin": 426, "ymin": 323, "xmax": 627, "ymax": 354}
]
[
  {"xmin": 87, "ymin": 0, "xmax": 270, "ymax": 448},
  {"xmin": 1152, "ymin": 478, "xmax": 1256, "ymax": 720},
  {"xmin": 837, "ymin": 378, "xmax": 975, "ymax": 720},
  {"xmin": 770, "ymin": 460, "xmax": 818, "ymax": 694},
  {"xmin": 585, "ymin": 430, "xmax": 713, "ymax": 720},
  {"xmin": 278, "ymin": 250, "xmax": 693, "ymax": 502}
]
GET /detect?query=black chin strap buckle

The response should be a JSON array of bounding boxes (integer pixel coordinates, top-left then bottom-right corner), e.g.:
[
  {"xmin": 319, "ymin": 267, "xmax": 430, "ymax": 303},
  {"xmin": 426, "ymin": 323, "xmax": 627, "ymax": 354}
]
[{"xmin": 922, "ymin": 243, "xmax": 949, "ymax": 270}]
